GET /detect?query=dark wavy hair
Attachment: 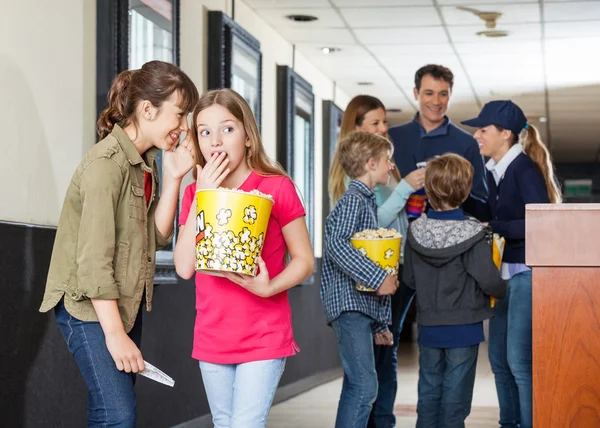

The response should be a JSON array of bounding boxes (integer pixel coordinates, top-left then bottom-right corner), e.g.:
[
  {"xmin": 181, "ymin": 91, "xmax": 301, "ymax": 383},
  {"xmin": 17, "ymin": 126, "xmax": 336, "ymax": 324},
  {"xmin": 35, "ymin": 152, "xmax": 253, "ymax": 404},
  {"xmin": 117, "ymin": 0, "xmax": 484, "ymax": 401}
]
[{"xmin": 97, "ymin": 60, "xmax": 199, "ymax": 140}]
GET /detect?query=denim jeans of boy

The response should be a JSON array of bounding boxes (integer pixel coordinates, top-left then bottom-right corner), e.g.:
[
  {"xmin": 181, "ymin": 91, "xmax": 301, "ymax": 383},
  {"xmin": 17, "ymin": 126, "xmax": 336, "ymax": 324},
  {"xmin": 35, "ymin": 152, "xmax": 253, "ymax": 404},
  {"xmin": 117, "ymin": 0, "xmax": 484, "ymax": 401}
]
[
  {"xmin": 488, "ymin": 270, "xmax": 532, "ymax": 428},
  {"xmin": 55, "ymin": 299, "xmax": 143, "ymax": 427},
  {"xmin": 417, "ymin": 344, "xmax": 479, "ymax": 428},
  {"xmin": 199, "ymin": 358, "xmax": 286, "ymax": 428},
  {"xmin": 368, "ymin": 277, "xmax": 415, "ymax": 428},
  {"xmin": 332, "ymin": 311, "xmax": 379, "ymax": 428}
]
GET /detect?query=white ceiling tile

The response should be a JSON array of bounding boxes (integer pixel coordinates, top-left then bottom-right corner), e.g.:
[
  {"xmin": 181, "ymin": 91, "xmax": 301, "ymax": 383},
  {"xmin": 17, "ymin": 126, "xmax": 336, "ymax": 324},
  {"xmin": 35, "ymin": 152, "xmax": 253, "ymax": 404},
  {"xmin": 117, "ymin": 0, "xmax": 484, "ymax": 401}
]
[
  {"xmin": 379, "ymin": 54, "xmax": 459, "ymax": 75},
  {"xmin": 317, "ymin": 64, "xmax": 389, "ymax": 80},
  {"xmin": 437, "ymin": 0, "xmax": 538, "ymax": 4},
  {"xmin": 448, "ymin": 23, "xmax": 542, "ymax": 42},
  {"xmin": 254, "ymin": 7, "xmax": 344, "ymax": 28},
  {"xmin": 461, "ymin": 53, "xmax": 544, "ymax": 79},
  {"xmin": 367, "ymin": 43, "xmax": 455, "ymax": 55},
  {"xmin": 455, "ymin": 40, "xmax": 542, "ymax": 55},
  {"xmin": 545, "ymin": 39, "xmax": 600, "ymax": 87},
  {"xmin": 354, "ymin": 27, "xmax": 448, "ymax": 45},
  {"xmin": 295, "ymin": 43, "xmax": 370, "ymax": 58},
  {"xmin": 545, "ymin": 21, "xmax": 600, "ymax": 38},
  {"xmin": 544, "ymin": 2, "xmax": 600, "ymax": 22},
  {"xmin": 333, "ymin": 0, "xmax": 433, "ymax": 6},
  {"xmin": 442, "ymin": 4, "xmax": 541, "ymax": 26},
  {"xmin": 275, "ymin": 27, "xmax": 355, "ymax": 44},
  {"xmin": 244, "ymin": 0, "xmax": 331, "ymax": 8},
  {"xmin": 340, "ymin": 6, "xmax": 441, "ymax": 28}
]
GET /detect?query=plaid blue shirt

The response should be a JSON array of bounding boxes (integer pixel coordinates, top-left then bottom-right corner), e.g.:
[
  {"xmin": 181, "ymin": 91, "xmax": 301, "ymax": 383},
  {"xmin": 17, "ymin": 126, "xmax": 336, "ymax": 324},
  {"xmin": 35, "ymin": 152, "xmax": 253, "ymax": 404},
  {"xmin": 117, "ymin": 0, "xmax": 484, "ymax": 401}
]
[{"xmin": 321, "ymin": 180, "xmax": 391, "ymax": 333}]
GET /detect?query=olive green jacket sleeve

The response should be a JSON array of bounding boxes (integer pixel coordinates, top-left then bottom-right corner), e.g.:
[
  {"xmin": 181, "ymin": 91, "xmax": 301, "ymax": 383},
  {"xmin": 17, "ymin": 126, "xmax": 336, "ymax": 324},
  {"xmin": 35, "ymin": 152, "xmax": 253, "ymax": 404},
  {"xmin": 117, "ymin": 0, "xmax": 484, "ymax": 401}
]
[{"xmin": 76, "ymin": 157, "xmax": 123, "ymax": 300}]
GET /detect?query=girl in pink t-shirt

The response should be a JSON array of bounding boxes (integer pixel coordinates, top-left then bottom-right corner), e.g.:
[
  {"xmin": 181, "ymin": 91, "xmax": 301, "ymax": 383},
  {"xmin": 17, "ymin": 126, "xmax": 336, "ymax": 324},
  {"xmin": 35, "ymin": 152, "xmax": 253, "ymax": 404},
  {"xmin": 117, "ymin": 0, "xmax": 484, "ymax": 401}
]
[{"xmin": 174, "ymin": 89, "xmax": 314, "ymax": 427}]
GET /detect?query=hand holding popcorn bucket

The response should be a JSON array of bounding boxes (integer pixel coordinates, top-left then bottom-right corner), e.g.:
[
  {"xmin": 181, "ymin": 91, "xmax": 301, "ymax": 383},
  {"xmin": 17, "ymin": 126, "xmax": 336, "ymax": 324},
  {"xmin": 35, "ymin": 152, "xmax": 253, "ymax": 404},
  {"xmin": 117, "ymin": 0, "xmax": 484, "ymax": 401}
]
[
  {"xmin": 350, "ymin": 228, "xmax": 402, "ymax": 292},
  {"xmin": 195, "ymin": 189, "xmax": 273, "ymax": 277},
  {"xmin": 490, "ymin": 233, "xmax": 505, "ymax": 307}
]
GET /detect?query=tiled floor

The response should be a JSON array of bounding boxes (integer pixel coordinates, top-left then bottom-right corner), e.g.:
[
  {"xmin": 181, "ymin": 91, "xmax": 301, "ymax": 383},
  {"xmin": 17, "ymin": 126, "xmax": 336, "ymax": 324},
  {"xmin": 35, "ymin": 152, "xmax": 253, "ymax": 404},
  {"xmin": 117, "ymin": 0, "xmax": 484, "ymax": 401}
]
[{"xmin": 268, "ymin": 342, "xmax": 499, "ymax": 427}]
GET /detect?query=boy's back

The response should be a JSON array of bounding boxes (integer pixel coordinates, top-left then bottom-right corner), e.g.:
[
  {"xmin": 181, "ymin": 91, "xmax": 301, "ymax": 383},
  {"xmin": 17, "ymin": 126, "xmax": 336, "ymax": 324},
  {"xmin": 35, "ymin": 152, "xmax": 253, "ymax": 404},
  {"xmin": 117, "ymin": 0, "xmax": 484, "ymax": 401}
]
[{"xmin": 403, "ymin": 212, "xmax": 506, "ymax": 327}]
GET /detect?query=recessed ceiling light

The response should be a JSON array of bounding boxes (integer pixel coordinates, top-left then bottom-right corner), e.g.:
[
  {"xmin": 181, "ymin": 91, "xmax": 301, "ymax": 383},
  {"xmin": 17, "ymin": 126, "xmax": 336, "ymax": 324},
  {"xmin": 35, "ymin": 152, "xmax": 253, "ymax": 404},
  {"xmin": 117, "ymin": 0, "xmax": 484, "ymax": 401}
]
[
  {"xmin": 388, "ymin": 108, "xmax": 402, "ymax": 113},
  {"xmin": 357, "ymin": 81, "xmax": 373, "ymax": 86},
  {"xmin": 285, "ymin": 14, "xmax": 318, "ymax": 22},
  {"xmin": 321, "ymin": 47, "xmax": 341, "ymax": 55}
]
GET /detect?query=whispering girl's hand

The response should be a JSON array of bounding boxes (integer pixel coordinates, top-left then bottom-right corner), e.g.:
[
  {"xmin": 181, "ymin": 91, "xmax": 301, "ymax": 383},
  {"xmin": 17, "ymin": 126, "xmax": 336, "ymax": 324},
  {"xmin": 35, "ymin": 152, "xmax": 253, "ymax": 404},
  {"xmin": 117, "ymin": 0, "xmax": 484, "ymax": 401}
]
[{"xmin": 162, "ymin": 133, "xmax": 196, "ymax": 180}]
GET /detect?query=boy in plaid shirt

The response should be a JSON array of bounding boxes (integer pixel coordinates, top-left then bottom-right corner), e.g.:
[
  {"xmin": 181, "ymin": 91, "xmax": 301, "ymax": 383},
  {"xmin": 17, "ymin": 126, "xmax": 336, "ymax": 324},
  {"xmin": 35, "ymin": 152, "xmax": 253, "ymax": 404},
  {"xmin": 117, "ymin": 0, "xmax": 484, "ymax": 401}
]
[{"xmin": 321, "ymin": 131, "xmax": 399, "ymax": 428}]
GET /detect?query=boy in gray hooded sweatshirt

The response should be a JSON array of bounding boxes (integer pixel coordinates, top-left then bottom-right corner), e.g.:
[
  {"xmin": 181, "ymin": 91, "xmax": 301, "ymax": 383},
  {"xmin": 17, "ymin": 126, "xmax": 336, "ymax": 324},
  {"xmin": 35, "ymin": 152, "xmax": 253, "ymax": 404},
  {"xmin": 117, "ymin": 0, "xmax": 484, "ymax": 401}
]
[{"xmin": 403, "ymin": 153, "xmax": 506, "ymax": 428}]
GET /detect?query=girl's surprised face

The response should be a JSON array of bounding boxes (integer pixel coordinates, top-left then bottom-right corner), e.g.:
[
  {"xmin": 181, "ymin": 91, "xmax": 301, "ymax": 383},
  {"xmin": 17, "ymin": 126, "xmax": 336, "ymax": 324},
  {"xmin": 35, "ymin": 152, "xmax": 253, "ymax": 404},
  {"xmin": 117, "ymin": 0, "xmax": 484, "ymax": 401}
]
[{"xmin": 195, "ymin": 104, "xmax": 251, "ymax": 172}]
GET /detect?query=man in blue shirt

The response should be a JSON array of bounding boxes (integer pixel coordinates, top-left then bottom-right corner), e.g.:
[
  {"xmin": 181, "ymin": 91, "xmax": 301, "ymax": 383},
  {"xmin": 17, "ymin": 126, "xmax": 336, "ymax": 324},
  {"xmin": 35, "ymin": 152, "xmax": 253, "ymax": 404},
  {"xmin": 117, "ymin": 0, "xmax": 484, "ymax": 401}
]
[
  {"xmin": 389, "ymin": 64, "xmax": 487, "ymax": 205},
  {"xmin": 369, "ymin": 65, "xmax": 489, "ymax": 428}
]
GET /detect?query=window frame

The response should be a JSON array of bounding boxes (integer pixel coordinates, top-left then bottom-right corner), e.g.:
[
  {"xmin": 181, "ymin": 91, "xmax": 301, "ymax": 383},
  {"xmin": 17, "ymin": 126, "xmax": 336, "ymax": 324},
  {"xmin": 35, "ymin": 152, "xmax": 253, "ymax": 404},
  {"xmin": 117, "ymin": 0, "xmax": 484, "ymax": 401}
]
[
  {"xmin": 207, "ymin": 11, "xmax": 262, "ymax": 129},
  {"xmin": 276, "ymin": 65, "xmax": 316, "ymax": 286},
  {"xmin": 322, "ymin": 100, "xmax": 344, "ymax": 214}
]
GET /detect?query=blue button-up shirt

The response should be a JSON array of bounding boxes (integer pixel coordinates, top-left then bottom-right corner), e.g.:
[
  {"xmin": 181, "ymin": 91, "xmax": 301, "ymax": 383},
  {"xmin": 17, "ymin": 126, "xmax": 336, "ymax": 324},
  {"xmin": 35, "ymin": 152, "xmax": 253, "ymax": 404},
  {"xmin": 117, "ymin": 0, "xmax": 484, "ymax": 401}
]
[{"xmin": 321, "ymin": 180, "xmax": 391, "ymax": 333}]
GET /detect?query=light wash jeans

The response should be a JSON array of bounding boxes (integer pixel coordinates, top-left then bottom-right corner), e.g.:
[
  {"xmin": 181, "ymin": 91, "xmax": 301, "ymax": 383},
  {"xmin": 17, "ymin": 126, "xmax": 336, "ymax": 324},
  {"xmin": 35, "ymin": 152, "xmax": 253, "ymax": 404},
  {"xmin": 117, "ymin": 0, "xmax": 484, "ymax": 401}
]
[{"xmin": 199, "ymin": 358, "xmax": 286, "ymax": 428}]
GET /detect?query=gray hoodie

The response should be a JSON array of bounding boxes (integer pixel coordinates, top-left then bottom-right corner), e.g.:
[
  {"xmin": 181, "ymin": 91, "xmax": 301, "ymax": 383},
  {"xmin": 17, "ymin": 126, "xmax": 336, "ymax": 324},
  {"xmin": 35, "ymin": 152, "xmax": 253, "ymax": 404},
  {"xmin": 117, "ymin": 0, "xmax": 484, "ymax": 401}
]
[{"xmin": 403, "ymin": 215, "xmax": 506, "ymax": 327}]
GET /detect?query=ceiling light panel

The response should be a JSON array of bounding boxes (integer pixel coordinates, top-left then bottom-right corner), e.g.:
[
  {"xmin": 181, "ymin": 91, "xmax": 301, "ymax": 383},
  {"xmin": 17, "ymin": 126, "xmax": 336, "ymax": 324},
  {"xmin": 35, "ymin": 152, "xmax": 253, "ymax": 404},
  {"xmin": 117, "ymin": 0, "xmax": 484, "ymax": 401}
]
[{"xmin": 340, "ymin": 6, "xmax": 441, "ymax": 28}]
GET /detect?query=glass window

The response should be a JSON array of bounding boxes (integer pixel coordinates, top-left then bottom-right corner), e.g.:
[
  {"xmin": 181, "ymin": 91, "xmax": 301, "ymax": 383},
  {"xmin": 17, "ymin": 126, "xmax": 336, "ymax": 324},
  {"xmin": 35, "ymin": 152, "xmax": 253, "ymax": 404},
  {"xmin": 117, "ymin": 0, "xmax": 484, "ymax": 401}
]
[
  {"xmin": 129, "ymin": 0, "xmax": 174, "ymax": 68},
  {"xmin": 293, "ymin": 89, "xmax": 313, "ymax": 215},
  {"xmin": 231, "ymin": 35, "xmax": 260, "ymax": 119}
]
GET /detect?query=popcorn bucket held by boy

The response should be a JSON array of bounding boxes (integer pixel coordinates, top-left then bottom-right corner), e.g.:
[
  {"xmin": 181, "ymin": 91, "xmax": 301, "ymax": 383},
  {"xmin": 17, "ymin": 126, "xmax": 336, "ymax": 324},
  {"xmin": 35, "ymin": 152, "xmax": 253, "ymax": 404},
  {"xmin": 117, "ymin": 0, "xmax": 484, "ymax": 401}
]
[
  {"xmin": 350, "ymin": 228, "xmax": 403, "ymax": 292},
  {"xmin": 195, "ymin": 189, "xmax": 274, "ymax": 277}
]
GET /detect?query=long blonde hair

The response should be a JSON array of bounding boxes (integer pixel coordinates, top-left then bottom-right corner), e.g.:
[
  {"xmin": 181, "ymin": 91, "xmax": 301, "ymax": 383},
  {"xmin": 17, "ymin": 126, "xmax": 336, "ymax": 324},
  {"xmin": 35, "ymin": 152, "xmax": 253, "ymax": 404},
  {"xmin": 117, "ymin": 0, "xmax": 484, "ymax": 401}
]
[
  {"xmin": 519, "ymin": 125, "xmax": 562, "ymax": 203},
  {"xmin": 329, "ymin": 95, "xmax": 401, "ymax": 203},
  {"xmin": 190, "ymin": 89, "xmax": 288, "ymax": 179}
]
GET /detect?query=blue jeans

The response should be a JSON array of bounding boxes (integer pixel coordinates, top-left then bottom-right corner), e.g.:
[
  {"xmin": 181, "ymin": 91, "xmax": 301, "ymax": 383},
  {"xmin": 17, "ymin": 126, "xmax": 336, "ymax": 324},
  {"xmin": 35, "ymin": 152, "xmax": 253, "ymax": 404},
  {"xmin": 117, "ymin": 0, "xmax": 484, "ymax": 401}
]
[
  {"xmin": 332, "ymin": 311, "xmax": 379, "ymax": 428},
  {"xmin": 199, "ymin": 358, "xmax": 286, "ymax": 428},
  {"xmin": 488, "ymin": 270, "xmax": 532, "ymax": 428},
  {"xmin": 369, "ymin": 278, "xmax": 415, "ymax": 428},
  {"xmin": 417, "ymin": 344, "xmax": 479, "ymax": 428},
  {"xmin": 55, "ymin": 300, "xmax": 142, "ymax": 427}
]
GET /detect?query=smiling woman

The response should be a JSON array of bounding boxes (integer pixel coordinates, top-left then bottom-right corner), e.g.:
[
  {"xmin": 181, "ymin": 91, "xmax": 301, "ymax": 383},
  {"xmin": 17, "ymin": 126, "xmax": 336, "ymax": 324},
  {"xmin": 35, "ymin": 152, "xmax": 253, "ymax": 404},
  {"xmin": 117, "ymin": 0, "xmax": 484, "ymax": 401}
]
[{"xmin": 39, "ymin": 60, "xmax": 199, "ymax": 427}]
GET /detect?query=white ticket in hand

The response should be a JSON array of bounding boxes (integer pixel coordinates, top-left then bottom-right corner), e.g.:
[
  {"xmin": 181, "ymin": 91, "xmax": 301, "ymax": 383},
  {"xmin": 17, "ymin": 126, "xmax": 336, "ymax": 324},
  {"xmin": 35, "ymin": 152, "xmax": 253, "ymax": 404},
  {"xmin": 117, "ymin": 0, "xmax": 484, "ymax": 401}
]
[{"xmin": 139, "ymin": 361, "xmax": 175, "ymax": 387}]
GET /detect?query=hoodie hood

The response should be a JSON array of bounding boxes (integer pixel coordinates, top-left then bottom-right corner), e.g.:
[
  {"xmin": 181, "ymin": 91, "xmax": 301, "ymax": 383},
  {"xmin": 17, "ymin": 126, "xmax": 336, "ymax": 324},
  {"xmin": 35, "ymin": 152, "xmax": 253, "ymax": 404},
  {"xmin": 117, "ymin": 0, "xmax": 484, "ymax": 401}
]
[{"xmin": 407, "ymin": 215, "xmax": 488, "ymax": 267}]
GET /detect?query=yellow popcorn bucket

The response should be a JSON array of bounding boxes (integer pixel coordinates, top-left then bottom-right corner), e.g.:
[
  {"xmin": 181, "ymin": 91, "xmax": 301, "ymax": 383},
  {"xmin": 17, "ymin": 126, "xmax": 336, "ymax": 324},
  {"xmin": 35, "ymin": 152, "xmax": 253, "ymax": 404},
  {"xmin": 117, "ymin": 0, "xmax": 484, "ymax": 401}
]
[
  {"xmin": 490, "ymin": 234, "xmax": 505, "ymax": 307},
  {"xmin": 195, "ymin": 189, "xmax": 273, "ymax": 277},
  {"xmin": 350, "ymin": 237, "xmax": 402, "ymax": 292}
]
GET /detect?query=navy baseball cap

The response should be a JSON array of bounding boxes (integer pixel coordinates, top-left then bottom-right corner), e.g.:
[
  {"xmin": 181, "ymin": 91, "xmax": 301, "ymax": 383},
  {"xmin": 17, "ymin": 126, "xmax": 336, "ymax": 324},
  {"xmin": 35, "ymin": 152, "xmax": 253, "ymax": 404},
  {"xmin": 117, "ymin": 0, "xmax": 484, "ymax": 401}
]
[{"xmin": 461, "ymin": 100, "xmax": 528, "ymax": 136}]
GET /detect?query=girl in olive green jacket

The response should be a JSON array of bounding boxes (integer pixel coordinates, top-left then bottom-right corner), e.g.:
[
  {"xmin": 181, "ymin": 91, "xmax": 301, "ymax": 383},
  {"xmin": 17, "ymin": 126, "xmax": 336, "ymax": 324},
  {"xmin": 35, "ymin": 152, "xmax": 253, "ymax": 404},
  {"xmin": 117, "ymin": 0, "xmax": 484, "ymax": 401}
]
[{"xmin": 39, "ymin": 60, "xmax": 199, "ymax": 426}]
